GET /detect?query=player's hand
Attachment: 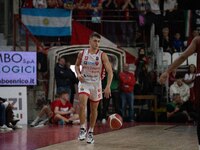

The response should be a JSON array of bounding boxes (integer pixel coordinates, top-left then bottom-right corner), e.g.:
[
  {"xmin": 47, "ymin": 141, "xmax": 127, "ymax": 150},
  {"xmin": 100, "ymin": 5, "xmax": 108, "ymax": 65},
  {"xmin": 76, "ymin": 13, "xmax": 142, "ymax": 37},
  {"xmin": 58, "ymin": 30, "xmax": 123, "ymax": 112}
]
[
  {"xmin": 104, "ymin": 86, "xmax": 111, "ymax": 99},
  {"xmin": 77, "ymin": 74, "xmax": 84, "ymax": 82},
  {"xmin": 159, "ymin": 71, "xmax": 169, "ymax": 84}
]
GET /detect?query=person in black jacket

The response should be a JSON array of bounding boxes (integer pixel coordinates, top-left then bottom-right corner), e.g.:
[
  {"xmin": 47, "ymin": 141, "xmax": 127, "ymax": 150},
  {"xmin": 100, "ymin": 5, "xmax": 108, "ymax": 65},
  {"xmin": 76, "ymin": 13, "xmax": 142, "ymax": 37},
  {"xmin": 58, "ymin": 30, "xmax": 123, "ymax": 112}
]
[{"xmin": 54, "ymin": 57, "xmax": 78, "ymax": 101}]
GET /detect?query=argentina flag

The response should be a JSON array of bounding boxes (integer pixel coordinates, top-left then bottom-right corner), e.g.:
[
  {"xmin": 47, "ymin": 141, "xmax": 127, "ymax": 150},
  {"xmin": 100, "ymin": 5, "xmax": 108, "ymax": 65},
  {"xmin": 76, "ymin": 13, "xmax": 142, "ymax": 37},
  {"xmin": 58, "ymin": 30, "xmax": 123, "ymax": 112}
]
[{"xmin": 21, "ymin": 8, "xmax": 72, "ymax": 36}]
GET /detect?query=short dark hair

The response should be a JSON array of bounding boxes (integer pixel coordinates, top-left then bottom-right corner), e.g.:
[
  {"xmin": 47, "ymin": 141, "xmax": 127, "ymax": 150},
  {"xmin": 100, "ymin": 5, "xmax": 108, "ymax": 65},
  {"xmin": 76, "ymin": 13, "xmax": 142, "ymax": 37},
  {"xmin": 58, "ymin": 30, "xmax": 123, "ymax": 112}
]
[
  {"xmin": 90, "ymin": 32, "xmax": 101, "ymax": 39},
  {"xmin": 57, "ymin": 90, "xmax": 69, "ymax": 97}
]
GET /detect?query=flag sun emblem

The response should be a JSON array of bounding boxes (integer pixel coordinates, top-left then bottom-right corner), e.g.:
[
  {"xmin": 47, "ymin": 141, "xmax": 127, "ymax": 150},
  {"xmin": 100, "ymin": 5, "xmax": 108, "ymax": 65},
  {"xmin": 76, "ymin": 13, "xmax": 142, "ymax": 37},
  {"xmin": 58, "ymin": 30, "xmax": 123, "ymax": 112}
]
[{"xmin": 43, "ymin": 18, "xmax": 49, "ymax": 25}]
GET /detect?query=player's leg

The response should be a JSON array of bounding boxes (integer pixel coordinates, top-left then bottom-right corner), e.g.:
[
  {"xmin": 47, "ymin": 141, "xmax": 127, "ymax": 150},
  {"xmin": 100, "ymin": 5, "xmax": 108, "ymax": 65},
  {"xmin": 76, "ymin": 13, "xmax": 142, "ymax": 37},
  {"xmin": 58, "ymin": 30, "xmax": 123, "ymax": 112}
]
[
  {"xmin": 78, "ymin": 94, "xmax": 88, "ymax": 141},
  {"xmin": 87, "ymin": 101, "xmax": 100, "ymax": 144}
]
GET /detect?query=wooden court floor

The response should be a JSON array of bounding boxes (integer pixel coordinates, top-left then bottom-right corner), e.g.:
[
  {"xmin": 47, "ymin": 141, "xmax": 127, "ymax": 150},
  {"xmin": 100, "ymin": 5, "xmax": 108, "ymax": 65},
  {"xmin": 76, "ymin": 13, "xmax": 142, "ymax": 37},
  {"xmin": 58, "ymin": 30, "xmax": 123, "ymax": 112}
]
[{"xmin": 0, "ymin": 122, "xmax": 197, "ymax": 150}]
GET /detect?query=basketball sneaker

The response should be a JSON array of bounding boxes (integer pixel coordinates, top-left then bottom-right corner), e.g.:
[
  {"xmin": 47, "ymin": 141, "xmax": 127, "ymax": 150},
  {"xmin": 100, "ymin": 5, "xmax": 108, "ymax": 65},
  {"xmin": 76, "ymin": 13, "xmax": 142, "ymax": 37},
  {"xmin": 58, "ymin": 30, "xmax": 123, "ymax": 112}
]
[
  {"xmin": 78, "ymin": 128, "xmax": 87, "ymax": 141},
  {"xmin": 86, "ymin": 132, "xmax": 94, "ymax": 144}
]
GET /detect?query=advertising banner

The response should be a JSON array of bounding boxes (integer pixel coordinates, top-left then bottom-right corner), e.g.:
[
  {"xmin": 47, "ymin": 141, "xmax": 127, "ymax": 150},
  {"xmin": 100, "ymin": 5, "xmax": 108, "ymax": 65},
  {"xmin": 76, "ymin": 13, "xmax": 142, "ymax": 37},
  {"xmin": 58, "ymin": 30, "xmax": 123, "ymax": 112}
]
[
  {"xmin": 0, "ymin": 87, "xmax": 27, "ymax": 124},
  {"xmin": 0, "ymin": 51, "xmax": 37, "ymax": 85}
]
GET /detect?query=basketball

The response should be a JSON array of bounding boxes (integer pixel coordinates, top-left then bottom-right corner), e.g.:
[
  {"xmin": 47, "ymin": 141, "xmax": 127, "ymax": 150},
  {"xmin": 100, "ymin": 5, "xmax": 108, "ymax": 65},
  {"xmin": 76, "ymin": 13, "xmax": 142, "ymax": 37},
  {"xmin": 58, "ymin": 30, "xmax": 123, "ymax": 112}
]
[{"xmin": 107, "ymin": 113, "xmax": 123, "ymax": 130}]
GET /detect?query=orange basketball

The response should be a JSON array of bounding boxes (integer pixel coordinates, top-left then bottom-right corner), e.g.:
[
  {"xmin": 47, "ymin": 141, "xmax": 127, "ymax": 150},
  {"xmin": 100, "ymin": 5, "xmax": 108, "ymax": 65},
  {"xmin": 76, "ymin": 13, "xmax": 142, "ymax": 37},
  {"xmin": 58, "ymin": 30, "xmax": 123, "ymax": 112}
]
[{"xmin": 107, "ymin": 113, "xmax": 123, "ymax": 130}]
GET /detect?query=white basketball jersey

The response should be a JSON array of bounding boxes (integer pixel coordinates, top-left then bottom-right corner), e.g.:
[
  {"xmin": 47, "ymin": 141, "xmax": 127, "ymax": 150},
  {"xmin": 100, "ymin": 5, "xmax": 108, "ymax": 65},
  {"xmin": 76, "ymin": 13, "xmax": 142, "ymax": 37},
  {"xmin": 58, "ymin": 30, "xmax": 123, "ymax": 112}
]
[{"xmin": 81, "ymin": 49, "xmax": 104, "ymax": 83}]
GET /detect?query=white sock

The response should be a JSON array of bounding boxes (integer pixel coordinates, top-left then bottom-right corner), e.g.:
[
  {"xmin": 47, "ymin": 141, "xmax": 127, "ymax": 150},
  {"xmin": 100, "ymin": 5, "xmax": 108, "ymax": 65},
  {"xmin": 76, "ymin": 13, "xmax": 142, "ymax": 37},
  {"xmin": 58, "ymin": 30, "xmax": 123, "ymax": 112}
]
[
  {"xmin": 31, "ymin": 116, "xmax": 40, "ymax": 125},
  {"xmin": 80, "ymin": 124, "xmax": 86, "ymax": 130},
  {"xmin": 88, "ymin": 127, "xmax": 94, "ymax": 133}
]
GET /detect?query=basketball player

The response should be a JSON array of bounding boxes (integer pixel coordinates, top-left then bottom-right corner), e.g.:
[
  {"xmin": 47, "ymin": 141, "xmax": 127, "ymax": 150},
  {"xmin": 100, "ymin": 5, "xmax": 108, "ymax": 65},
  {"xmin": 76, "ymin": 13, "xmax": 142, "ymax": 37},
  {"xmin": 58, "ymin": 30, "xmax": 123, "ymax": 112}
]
[
  {"xmin": 159, "ymin": 36, "xmax": 200, "ymax": 150},
  {"xmin": 75, "ymin": 32, "xmax": 113, "ymax": 144}
]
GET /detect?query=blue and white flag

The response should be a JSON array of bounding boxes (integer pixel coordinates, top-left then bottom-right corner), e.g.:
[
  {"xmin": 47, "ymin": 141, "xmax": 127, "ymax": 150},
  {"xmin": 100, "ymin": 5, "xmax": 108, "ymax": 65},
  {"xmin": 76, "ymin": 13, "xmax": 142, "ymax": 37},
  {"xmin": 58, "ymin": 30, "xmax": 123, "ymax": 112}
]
[{"xmin": 21, "ymin": 8, "xmax": 72, "ymax": 36}]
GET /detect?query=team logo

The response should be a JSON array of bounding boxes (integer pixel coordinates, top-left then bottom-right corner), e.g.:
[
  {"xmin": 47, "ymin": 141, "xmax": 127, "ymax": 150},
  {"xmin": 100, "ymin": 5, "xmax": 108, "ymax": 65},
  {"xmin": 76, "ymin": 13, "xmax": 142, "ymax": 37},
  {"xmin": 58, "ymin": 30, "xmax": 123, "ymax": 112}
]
[
  {"xmin": 95, "ymin": 61, "xmax": 99, "ymax": 65},
  {"xmin": 84, "ymin": 61, "xmax": 87, "ymax": 65},
  {"xmin": 96, "ymin": 57, "xmax": 99, "ymax": 60},
  {"xmin": 80, "ymin": 86, "xmax": 84, "ymax": 91},
  {"xmin": 85, "ymin": 56, "xmax": 88, "ymax": 60}
]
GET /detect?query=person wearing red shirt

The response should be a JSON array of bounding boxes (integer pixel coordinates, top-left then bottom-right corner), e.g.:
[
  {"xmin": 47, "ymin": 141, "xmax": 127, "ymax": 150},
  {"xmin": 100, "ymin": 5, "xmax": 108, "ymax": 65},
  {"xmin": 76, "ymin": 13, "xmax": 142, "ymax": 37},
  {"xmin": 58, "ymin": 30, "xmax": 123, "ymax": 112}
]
[
  {"xmin": 30, "ymin": 91, "xmax": 79, "ymax": 127},
  {"xmin": 119, "ymin": 63, "xmax": 136, "ymax": 122}
]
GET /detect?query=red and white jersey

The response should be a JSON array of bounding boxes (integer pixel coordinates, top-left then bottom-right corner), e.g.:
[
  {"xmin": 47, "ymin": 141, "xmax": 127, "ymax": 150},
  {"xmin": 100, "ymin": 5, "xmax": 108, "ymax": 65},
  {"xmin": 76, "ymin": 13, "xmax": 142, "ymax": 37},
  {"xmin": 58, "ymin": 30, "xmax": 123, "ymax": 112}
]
[{"xmin": 81, "ymin": 48, "xmax": 104, "ymax": 83}]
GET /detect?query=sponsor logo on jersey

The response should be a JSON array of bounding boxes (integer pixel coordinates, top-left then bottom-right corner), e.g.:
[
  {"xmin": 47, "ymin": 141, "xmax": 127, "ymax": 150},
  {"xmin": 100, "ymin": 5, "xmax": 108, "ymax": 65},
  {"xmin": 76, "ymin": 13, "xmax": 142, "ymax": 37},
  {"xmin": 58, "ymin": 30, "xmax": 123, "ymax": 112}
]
[
  {"xmin": 85, "ymin": 56, "xmax": 88, "ymax": 60},
  {"xmin": 96, "ymin": 56, "xmax": 99, "ymax": 60}
]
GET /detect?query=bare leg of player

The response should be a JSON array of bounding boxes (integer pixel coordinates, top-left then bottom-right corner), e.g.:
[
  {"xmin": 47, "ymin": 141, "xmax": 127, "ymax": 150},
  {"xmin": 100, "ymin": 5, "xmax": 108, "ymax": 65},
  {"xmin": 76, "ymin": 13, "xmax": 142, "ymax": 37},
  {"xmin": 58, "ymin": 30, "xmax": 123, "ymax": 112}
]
[
  {"xmin": 86, "ymin": 101, "xmax": 99, "ymax": 144},
  {"xmin": 78, "ymin": 94, "xmax": 88, "ymax": 141},
  {"xmin": 89, "ymin": 101, "xmax": 99, "ymax": 131}
]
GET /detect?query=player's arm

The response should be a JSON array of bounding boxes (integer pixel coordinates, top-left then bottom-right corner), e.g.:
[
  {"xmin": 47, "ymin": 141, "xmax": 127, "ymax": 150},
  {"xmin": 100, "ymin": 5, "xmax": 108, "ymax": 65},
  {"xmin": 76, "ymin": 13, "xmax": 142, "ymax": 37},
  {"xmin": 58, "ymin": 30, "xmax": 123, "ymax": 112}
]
[
  {"xmin": 159, "ymin": 36, "xmax": 197, "ymax": 84},
  {"xmin": 75, "ymin": 51, "xmax": 84, "ymax": 82},
  {"xmin": 102, "ymin": 53, "xmax": 113, "ymax": 99}
]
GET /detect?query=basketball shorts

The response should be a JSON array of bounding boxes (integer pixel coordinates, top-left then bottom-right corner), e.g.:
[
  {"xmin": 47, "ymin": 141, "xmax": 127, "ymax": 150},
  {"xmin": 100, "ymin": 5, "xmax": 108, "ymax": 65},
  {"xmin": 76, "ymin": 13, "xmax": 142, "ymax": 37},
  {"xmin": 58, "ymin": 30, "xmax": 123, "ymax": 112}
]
[{"xmin": 78, "ymin": 81, "xmax": 102, "ymax": 102}]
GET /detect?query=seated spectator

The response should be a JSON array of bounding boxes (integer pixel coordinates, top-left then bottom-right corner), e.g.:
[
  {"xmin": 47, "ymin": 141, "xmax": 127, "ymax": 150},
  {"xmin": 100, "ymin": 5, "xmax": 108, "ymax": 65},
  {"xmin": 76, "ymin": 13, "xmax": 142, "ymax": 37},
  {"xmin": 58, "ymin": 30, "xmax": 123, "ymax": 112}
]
[
  {"xmin": 0, "ymin": 100, "xmax": 13, "ymax": 132},
  {"xmin": 0, "ymin": 97, "xmax": 22, "ymax": 131},
  {"xmin": 160, "ymin": 27, "xmax": 173, "ymax": 53},
  {"xmin": 166, "ymin": 93, "xmax": 192, "ymax": 123},
  {"xmin": 30, "ymin": 91, "xmax": 79, "ymax": 127},
  {"xmin": 169, "ymin": 77, "xmax": 196, "ymax": 121},
  {"xmin": 172, "ymin": 32, "xmax": 184, "ymax": 52},
  {"xmin": 89, "ymin": 0, "xmax": 103, "ymax": 23},
  {"xmin": 187, "ymin": 29, "xmax": 199, "ymax": 47},
  {"xmin": 183, "ymin": 64, "xmax": 196, "ymax": 103}
]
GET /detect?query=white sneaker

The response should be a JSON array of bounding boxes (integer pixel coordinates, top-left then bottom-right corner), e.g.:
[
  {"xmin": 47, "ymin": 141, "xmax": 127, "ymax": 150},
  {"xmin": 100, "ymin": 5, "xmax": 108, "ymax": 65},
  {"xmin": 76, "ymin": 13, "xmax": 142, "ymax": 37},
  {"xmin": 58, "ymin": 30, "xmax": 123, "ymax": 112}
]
[
  {"xmin": 34, "ymin": 124, "xmax": 45, "ymax": 128},
  {"xmin": 87, "ymin": 132, "xmax": 94, "ymax": 144},
  {"xmin": 102, "ymin": 118, "xmax": 106, "ymax": 124},
  {"xmin": 72, "ymin": 120, "xmax": 80, "ymax": 124},
  {"xmin": 78, "ymin": 128, "xmax": 87, "ymax": 141},
  {"xmin": 14, "ymin": 125, "xmax": 23, "ymax": 129},
  {"xmin": 30, "ymin": 121, "xmax": 37, "ymax": 127},
  {"xmin": 0, "ymin": 125, "xmax": 13, "ymax": 132}
]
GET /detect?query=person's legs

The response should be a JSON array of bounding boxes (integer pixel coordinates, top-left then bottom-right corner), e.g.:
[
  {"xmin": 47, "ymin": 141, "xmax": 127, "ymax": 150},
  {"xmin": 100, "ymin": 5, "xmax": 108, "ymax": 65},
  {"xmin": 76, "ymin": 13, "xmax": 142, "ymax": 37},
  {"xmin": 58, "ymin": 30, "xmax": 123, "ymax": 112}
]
[
  {"xmin": 102, "ymin": 97, "xmax": 110, "ymax": 119},
  {"xmin": 112, "ymin": 90, "xmax": 120, "ymax": 114},
  {"xmin": 0, "ymin": 104, "xmax": 6, "ymax": 126},
  {"xmin": 0, "ymin": 104, "xmax": 13, "ymax": 131},
  {"xmin": 78, "ymin": 94, "xmax": 88, "ymax": 141},
  {"xmin": 127, "ymin": 92, "xmax": 134, "ymax": 121},
  {"xmin": 86, "ymin": 101, "xmax": 100, "ymax": 144},
  {"xmin": 30, "ymin": 105, "xmax": 52, "ymax": 127},
  {"xmin": 120, "ymin": 92, "xmax": 127, "ymax": 120}
]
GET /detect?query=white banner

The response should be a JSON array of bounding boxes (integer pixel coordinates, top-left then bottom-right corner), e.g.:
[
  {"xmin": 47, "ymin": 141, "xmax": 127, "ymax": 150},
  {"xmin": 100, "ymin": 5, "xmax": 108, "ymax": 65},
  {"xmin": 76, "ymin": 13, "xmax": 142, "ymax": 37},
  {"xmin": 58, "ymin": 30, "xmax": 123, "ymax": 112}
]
[{"xmin": 0, "ymin": 87, "xmax": 27, "ymax": 124}]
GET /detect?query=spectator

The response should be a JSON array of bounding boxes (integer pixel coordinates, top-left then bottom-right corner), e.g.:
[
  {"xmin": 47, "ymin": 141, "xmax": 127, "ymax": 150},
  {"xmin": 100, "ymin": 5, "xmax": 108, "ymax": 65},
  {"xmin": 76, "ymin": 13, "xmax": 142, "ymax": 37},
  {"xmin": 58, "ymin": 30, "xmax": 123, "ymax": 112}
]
[
  {"xmin": 163, "ymin": 0, "xmax": 178, "ymax": 19},
  {"xmin": 135, "ymin": 0, "xmax": 150, "ymax": 27},
  {"xmin": 33, "ymin": 0, "xmax": 48, "ymax": 8},
  {"xmin": 0, "ymin": 98, "xmax": 14, "ymax": 132},
  {"xmin": 160, "ymin": 27, "xmax": 172, "ymax": 53},
  {"xmin": 135, "ymin": 47, "xmax": 148, "ymax": 82},
  {"xmin": 89, "ymin": 0, "xmax": 103, "ymax": 24},
  {"xmin": 47, "ymin": 0, "xmax": 64, "ymax": 8},
  {"xmin": 101, "ymin": 62, "xmax": 120, "ymax": 123},
  {"xmin": 166, "ymin": 93, "xmax": 191, "ymax": 123},
  {"xmin": 119, "ymin": 63, "xmax": 136, "ymax": 122},
  {"xmin": 183, "ymin": 64, "xmax": 196, "ymax": 103},
  {"xmin": 119, "ymin": 0, "xmax": 135, "ymax": 46},
  {"xmin": 169, "ymin": 77, "xmax": 190, "ymax": 103},
  {"xmin": 63, "ymin": 0, "xmax": 74, "ymax": 9},
  {"xmin": 0, "ymin": 97, "xmax": 22, "ymax": 130},
  {"xmin": 172, "ymin": 32, "xmax": 184, "ymax": 52},
  {"xmin": 30, "ymin": 91, "xmax": 79, "ymax": 127},
  {"xmin": 65, "ymin": 61, "xmax": 78, "ymax": 104},
  {"xmin": 187, "ymin": 30, "xmax": 199, "ymax": 47},
  {"xmin": 168, "ymin": 69, "xmax": 176, "ymax": 87},
  {"xmin": 21, "ymin": 0, "xmax": 34, "ymax": 8},
  {"xmin": 148, "ymin": 0, "xmax": 162, "ymax": 35},
  {"xmin": 54, "ymin": 57, "xmax": 76, "ymax": 98},
  {"xmin": 102, "ymin": 0, "xmax": 120, "ymax": 43}
]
